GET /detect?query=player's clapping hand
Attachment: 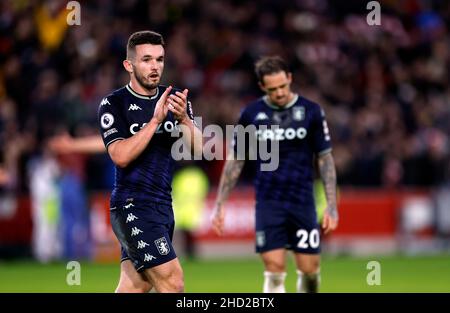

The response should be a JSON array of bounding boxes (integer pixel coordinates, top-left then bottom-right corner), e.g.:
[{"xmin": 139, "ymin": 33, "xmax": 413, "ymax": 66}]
[
  {"xmin": 153, "ymin": 85, "xmax": 173, "ymax": 123},
  {"xmin": 211, "ymin": 205, "xmax": 225, "ymax": 236},
  {"xmin": 322, "ymin": 208, "xmax": 338, "ymax": 235},
  {"xmin": 167, "ymin": 89, "xmax": 189, "ymax": 123}
]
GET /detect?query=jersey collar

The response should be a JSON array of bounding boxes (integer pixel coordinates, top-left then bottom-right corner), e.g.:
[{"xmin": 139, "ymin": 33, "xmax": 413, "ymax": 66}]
[
  {"xmin": 263, "ymin": 94, "xmax": 298, "ymax": 110},
  {"xmin": 126, "ymin": 84, "xmax": 160, "ymax": 100}
]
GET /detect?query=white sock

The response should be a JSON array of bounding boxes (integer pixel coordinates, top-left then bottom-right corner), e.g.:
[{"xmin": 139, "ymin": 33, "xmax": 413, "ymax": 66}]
[
  {"xmin": 296, "ymin": 269, "xmax": 320, "ymax": 293},
  {"xmin": 263, "ymin": 271, "xmax": 287, "ymax": 293}
]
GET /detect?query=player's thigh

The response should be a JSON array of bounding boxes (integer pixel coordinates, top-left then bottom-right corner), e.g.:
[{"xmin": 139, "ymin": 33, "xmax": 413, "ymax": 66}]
[
  {"xmin": 294, "ymin": 253, "xmax": 320, "ymax": 274},
  {"xmin": 260, "ymin": 248, "xmax": 287, "ymax": 272},
  {"xmin": 116, "ymin": 259, "xmax": 152, "ymax": 293},
  {"xmin": 287, "ymin": 205, "xmax": 321, "ymax": 254},
  {"xmin": 143, "ymin": 257, "xmax": 184, "ymax": 291},
  {"xmin": 255, "ymin": 201, "xmax": 288, "ymax": 253}
]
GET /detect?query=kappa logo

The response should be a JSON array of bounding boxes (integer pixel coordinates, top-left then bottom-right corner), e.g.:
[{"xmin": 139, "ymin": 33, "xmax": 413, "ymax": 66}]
[
  {"xmin": 137, "ymin": 240, "xmax": 149, "ymax": 249},
  {"xmin": 126, "ymin": 213, "xmax": 138, "ymax": 223},
  {"xmin": 100, "ymin": 113, "xmax": 114, "ymax": 129},
  {"xmin": 255, "ymin": 112, "xmax": 269, "ymax": 121},
  {"xmin": 131, "ymin": 227, "xmax": 143, "ymax": 237},
  {"xmin": 155, "ymin": 237, "xmax": 170, "ymax": 255},
  {"xmin": 100, "ymin": 98, "xmax": 110, "ymax": 106},
  {"xmin": 128, "ymin": 103, "xmax": 142, "ymax": 111},
  {"xmin": 144, "ymin": 253, "xmax": 156, "ymax": 262}
]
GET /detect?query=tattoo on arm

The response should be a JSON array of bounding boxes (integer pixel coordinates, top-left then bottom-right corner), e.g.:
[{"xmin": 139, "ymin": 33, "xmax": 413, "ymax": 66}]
[
  {"xmin": 318, "ymin": 152, "xmax": 338, "ymax": 219},
  {"xmin": 216, "ymin": 157, "xmax": 245, "ymax": 206}
]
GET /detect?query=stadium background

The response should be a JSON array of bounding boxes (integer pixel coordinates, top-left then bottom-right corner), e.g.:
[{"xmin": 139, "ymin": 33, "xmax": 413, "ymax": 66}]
[{"xmin": 0, "ymin": 0, "xmax": 449, "ymax": 292}]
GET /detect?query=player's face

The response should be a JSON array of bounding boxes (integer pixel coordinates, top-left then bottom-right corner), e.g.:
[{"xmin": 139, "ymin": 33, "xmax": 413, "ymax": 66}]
[
  {"xmin": 131, "ymin": 44, "xmax": 165, "ymax": 90},
  {"xmin": 260, "ymin": 71, "xmax": 293, "ymax": 107}
]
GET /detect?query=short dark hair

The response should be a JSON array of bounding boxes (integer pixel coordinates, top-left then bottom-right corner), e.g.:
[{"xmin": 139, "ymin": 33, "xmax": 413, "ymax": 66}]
[
  {"xmin": 255, "ymin": 56, "xmax": 290, "ymax": 84},
  {"xmin": 127, "ymin": 31, "xmax": 165, "ymax": 59}
]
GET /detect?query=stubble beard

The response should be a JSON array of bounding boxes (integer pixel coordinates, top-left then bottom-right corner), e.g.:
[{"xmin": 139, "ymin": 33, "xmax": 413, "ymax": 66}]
[{"xmin": 133, "ymin": 67, "xmax": 160, "ymax": 92}]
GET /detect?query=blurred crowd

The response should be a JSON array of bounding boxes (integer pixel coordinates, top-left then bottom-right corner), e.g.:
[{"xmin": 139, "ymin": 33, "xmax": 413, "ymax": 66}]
[{"xmin": 0, "ymin": 0, "xmax": 449, "ymax": 195}]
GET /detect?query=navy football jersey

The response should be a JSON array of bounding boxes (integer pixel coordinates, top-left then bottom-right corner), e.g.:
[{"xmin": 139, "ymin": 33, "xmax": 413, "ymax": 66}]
[
  {"xmin": 234, "ymin": 94, "xmax": 332, "ymax": 205},
  {"xmin": 98, "ymin": 84, "xmax": 195, "ymax": 205}
]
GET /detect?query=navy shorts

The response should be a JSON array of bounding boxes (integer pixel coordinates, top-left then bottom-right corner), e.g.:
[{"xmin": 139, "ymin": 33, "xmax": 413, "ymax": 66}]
[
  {"xmin": 255, "ymin": 201, "xmax": 321, "ymax": 254},
  {"xmin": 110, "ymin": 198, "xmax": 177, "ymax": 272}
]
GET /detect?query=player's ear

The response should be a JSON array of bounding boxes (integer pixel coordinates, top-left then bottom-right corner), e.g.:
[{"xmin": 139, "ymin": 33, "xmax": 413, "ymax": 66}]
[
  {"xmin": 123, "ymin": 59, "xmax": 133, "ymax": 74},
  {"xmin": 287, "ymin": 72, "xmax": 292, "ymax": 84},
  {"xmin": 258, "ymin": 81, "xmax": 266, "ymax": 93}
]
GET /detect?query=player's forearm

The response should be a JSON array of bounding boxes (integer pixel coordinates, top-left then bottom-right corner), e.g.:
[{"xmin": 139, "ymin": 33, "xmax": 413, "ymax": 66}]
[
  {"xmin": 318, "ymin": 152, "xmax": 338, "ymax": 219},
  {"xmin": 178, "ymin": 119, "xmax": 203, "ymax": 159},
  {"xmin": 72, "ymin": 136, "xmax": 106, "ymax": 154},
  {"xmin": 108, "ymin": 119, "xmax": 159, "ymax": 168},
  {"xmin": 215, "ymin": 154, "xmax": 245, "ymax": 206}
]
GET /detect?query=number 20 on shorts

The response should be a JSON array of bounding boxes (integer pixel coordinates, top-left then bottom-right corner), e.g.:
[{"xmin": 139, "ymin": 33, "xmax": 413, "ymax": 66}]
[{"xmin": 296, "ymin": 229, "xmax": 320, "ymax": 249}]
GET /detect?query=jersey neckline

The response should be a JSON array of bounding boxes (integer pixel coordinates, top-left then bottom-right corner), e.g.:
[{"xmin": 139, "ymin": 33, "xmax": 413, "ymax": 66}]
[
  {"xmin": 126, "ymin": 84, "xmax": 160, "ymax": 100},
  {"xmin": 263, "ymin": 93, "xmax": 299, "ymax": 110}
]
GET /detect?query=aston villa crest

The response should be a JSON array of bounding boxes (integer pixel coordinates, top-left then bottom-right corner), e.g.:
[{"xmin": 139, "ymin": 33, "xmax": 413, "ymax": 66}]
[
  {"xmin": 155, "ymin": 237, "xmax": 170, "ymax": 255},
  {"xmin": 293, "ymin": 107, "xmax": 305, "ymax": 121}
]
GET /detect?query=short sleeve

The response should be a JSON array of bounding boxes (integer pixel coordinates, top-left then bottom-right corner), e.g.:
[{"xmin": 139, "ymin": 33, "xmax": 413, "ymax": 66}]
[
  {"xmin": 232, "ymin": 108, "xmax": 252, "ymax": 159},
  {"xmin": 312, "ymin": 104, "xmax": 332, "ymax": 155},
  {"xmin": 97, "ymin": 96, "xmax": 128, "ymax": 148}
]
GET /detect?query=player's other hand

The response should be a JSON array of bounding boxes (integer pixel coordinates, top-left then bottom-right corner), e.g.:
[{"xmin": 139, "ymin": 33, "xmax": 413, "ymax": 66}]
[
  {"xmin": 167, "ymin": 89, "xmax": 189, "ymax": 123},
  {"xmin": 322, "ymin": 208, "xmax": 338, "ymax": 235},
  {"xmin": 152, "ymin": 86, "xmax": 172, "ymax": 123},
  {"xmin": 47, "ymin": 133, "xmax": 73, "ymax": 154},
  {"xmin": 211, "ymin": 205, "xmax": 225, "ymax": 236}
]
